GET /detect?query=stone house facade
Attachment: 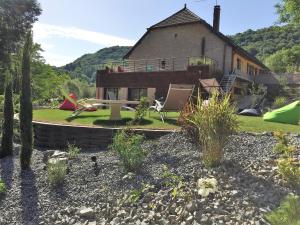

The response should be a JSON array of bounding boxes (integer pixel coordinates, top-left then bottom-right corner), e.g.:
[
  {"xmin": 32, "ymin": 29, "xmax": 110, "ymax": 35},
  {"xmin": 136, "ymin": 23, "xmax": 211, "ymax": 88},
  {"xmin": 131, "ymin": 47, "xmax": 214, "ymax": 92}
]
[{"xmin": 96, "ymin": 5, "xmax": 269, "ymax": 102}]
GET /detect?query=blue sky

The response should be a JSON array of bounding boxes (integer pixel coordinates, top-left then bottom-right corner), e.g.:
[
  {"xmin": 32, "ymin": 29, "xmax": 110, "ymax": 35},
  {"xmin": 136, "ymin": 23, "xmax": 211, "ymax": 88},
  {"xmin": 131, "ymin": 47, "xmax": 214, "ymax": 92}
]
[{"xmin": 33, "ymin": 0, "xmax": 281, "ymax": 66}]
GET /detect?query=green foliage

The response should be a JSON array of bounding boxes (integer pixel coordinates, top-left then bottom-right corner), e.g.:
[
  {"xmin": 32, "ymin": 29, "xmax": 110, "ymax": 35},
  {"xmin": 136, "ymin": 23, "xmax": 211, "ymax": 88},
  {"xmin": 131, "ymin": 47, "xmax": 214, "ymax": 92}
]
[
  {"xmin": 0, "ymin": 0, "xmax": 41, "ymax": 93},
  {"xmin": 230, "ymin": 25, "xmax": 300, "ymax": 61},
  {"xmin": 133, "ymin": 97, "xmax": 149, "ymax": 124},
  {"xmin": 273, "ymin": 132, "xmax": 300, "ymax": 186},
  {"xmin": 187, "ymin": 91, "xmax": 238, "ymax": 167},
  {"xmin": 0, "ymin": 71, "xmax": 14, "ymax": 158},
  {"xmin": 62, "ymin": 46, "xmax": 131, "ymax": 83},
  {"xmin": 67, "ymin": 143, "xmax": 81, "ymax": 159},
  {"xmin": 276, "ymin": 0, "xmax": 300, "ymax": 25},
  {"xmin": 63, "ymin": 79, "xmax": 95, "ymax": 99},
  {"xmin": 266, "ymin": 194, "xmax": 300, "ymax": 225},
  {"xmin": 273, "ymin": 96, "xmax": 288, "ymax": 109},
  {"xmin": 273, "ymin": 131, "xmax": 291, "ymax": 154},
  {"xmin": 127, "ymin": 183, "xmax": 154, "ymax": 203},
  {"xmin": 0, "ymin": 179, "xmax": 6, "ymax": 195},
  {"xmin": 249, "ymin": 83, "xmax": 268, "ymax": 96},
  {"xmin": 162, "ymin": 165, "xmax": 186, "ymax": 199},
  {"xmin": 265, "ymin": 44, "xmax": 300, "ymax": 73},
  {"xmin": 277, "ymin": 157, "xmax": 300, "ymax": 186},
  {"xmin": 20, "ymin": 32, "xmax": 33, "ymax": 170},
  {"xmin": 110, "ymin": 129, "xmax": 146, "ymax": 172},
  {"xmin": 47, "ymin": 160, "xmax": 67, "ymax": 186}
]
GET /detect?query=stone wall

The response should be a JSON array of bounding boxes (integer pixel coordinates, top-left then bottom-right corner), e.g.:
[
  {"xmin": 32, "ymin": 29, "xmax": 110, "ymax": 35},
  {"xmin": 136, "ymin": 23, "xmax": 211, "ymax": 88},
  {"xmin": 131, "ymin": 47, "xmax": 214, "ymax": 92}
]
[{"xmin": 126, "ymin": 23, "xmax": 233, "ymax": 74}]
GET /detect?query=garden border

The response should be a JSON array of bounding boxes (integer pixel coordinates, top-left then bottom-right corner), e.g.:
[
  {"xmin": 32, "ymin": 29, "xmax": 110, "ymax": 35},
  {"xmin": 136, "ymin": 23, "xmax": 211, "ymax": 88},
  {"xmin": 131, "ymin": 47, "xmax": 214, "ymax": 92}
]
[{"xmin": 33, "ymin": 121, "xmax": 178, "ymax": 149}]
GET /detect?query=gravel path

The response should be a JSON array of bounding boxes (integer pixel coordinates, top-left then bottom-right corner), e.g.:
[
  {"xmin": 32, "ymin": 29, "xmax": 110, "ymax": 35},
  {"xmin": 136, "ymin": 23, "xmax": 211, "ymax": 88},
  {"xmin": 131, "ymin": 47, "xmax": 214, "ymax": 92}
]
[{"xmin": 0, "ymin": 132, "xmax": 299, "ymax": 225}]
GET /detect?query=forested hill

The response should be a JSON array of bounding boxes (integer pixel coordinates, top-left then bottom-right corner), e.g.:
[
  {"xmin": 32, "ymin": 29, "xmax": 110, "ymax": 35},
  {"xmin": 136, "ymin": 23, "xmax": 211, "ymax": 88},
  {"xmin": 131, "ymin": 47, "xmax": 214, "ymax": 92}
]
[
  {"xmin": 229, "ymin": 25, "xmax": 300, "ymax": 60},
  {"xmin": 61, "ymin": 46, "xmax": 131, "ymax": 83}
]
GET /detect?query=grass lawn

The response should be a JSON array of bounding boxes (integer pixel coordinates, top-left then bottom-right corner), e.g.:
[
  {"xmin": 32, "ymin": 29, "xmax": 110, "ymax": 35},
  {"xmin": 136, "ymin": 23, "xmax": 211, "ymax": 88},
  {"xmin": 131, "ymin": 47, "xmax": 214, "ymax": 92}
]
[
  {"xmin": 33, "ymin": 109, "xmax": 179, "ymax": 130},
  {"xmin": 33, "ymin": 109, "xmax": 300, "ymax": 134}
]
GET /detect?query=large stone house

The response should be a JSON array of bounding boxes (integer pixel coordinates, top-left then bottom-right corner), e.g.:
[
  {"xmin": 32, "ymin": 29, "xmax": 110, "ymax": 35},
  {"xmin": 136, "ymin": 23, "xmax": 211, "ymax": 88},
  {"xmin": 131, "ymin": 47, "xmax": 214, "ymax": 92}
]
[{"xmin": 96, "ymin": 5, "xmax": 269, "ymax": 102}]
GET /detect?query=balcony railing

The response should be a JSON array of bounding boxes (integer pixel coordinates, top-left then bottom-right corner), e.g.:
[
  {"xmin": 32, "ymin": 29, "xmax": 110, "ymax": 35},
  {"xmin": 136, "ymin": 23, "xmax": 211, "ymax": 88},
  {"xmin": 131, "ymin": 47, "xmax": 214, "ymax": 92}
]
[{"xmin": 99, "ymin": 56, "xmax": 217, "ymax": 73}]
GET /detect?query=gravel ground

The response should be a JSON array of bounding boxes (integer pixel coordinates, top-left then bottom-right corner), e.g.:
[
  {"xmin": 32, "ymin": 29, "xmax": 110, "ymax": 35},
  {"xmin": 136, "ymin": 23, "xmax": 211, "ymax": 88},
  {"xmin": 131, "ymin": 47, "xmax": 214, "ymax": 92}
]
[{"xmin": 0, "ymin": 132, "xmax": 299, "ymax": 225}]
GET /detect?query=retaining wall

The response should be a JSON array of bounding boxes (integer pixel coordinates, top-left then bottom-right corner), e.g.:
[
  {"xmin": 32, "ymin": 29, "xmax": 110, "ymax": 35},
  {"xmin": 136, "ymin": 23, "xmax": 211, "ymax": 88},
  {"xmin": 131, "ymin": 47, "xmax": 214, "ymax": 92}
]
[{"xmin": 33, "ymin": 121, "xmax": 176, "ymax": 150}]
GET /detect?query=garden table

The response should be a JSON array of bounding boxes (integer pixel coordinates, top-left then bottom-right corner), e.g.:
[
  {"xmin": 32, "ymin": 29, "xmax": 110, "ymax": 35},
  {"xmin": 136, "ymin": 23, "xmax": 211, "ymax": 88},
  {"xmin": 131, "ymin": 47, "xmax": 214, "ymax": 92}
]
[{"xmin": 86, "ymin": 99, "xmax": 140, "ymax": 120}]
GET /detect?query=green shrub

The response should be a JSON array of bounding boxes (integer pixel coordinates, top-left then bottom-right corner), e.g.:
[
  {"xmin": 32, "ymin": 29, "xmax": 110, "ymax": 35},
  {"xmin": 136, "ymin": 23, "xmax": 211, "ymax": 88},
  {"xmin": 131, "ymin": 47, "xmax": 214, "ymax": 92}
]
[
  {"xmin": 47, "ymin": 160, "xmax": 67, "ymax": 186},
  {"xmin": 266, "ymin": 194, "xmax": 300, "ymax": 225},
  {"xmin": 0, "ymin": 180, "xmax": 6, "ymax": 195},
  {"xmin": 273, "ymin": 96, "xmax": 287, "ymax": 109},
  {"xmin": 133, "ymin": 97, "xmax": 149, "ymax": 124},
  {"xmin": 110, "ymin": 129, "xmax": 146, "ymax": 172},
  {"xmin": 273, "ymin": 132, "xmax": 300, "ymax": 186},
  {"xmin": 277, "ymin": 157, "xmax": 300, "ymax": 187},
  {"xmin": 273, "ymin": 131, "xmax": 295, "ymax": 155},
  {"xmin": 67, "ymin": 143, "xmax": 81, "ymax": 159},
  {"xmin": 187, "ymin": 91, "xmax": 238, "ymax": 167}
]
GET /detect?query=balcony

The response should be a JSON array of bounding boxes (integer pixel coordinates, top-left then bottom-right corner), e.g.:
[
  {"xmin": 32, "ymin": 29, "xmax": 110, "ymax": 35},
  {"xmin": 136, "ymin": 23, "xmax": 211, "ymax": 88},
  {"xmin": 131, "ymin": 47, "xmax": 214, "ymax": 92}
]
[
  {"xmin": 99, "ymin": 56, "xmax": 217, "ymax": 73},
  {"xmin": 233, "ymin": 69, "xmax": 271, "ymax": 83}
]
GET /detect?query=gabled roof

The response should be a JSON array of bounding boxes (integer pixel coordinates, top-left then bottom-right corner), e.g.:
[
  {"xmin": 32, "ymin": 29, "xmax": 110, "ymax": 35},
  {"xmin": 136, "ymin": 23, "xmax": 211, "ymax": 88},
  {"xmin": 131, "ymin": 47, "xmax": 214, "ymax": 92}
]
[
  {"xmin": 151, "ymin": 6, "xmax": 202, "ymax": 28},
  {"xmin": 124, "ymin": 6, "xmax": 268, "ymax": 70}
]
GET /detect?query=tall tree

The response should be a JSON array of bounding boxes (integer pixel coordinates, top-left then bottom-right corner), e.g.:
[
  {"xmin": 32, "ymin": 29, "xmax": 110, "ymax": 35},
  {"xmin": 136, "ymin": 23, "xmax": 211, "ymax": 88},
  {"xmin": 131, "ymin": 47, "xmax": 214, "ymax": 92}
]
[
  {"xmin": 0, "ymin": 0, "xmax": 41, "ymax": 93},
  {"xmin": 276, "ymin": 0, "xmax": 300, "ymax": 24},
  {"xmin": 0, "ymin": 69, "xmax": 14, "ymax": 158},
  {"xmin": 20, "ymin": 32, "xmax": 33, "ymax": 170}
]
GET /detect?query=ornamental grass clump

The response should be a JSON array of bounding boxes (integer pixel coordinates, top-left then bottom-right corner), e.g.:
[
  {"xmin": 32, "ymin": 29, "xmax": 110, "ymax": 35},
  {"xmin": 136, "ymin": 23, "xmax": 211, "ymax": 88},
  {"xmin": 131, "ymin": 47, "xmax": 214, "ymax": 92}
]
[
  {"xmin": 110, "ymin": 129, "xmax": 146, "ymax": 172},
  {"xmin": 67, "ymin": 143, "xmax": 81, "ymax": 159},
  {"xmin": 187, "ymin": 91, "xmax": 238, "ymax": 167},
  {"xmin": 266, "ymin": 194, "xmax": 300, "ymax": 225},
  {"xmin": 47, "ymin": 160, "xmax": 67, "ymax": 186}
]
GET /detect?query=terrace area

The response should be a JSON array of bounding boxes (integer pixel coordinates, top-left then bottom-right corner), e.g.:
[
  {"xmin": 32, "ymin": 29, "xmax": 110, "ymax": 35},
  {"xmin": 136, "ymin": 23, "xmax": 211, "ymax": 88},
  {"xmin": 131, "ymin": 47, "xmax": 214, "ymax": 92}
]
[{"xmin": 99, "ymin": 56, "xmax": 217, "ymax": 73}]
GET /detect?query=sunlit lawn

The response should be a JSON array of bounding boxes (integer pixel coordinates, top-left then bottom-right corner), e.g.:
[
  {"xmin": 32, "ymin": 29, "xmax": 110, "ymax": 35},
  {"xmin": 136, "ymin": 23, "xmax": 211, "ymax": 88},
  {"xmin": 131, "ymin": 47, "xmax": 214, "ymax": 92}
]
[
  {"xmin": 33, "ymin": 109, "xmax": 300, "ymax": 134},
  {"xmin": 33, "ymin": 109, "xmax": 179, "ymax": 130}
]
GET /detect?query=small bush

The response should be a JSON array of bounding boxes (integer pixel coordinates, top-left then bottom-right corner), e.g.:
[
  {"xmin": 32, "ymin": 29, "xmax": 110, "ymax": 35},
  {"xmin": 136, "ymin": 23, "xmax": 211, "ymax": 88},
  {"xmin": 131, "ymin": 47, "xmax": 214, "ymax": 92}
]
[
  {"xmin": 266, "ymin": 194, "xmax": 300, "ymax": 225},
  {"xmin": 110, "ymin": 129, "xmax": 146, "ymax": 172},
  {"xmin": 67, "ymin": 143, "xmax": 81, "ymax": 159},
  {"xmin": 277, "ymin": 157, "xmax": 300, "ymax": 187},
  {"xmin": 273, "ymin": 131, "xmax": 295, "ymax": 155},
  {"xmin": 0, "ymin": 180, "xmax": 6, "ymax": 195},
  {"xmin": 47, "ymin": 160, "xmax": 67, "ymax": 186},
  {"xmin": 133, "ymin": 97, "xmax": 149, "ymax": 124},
  {"xmin": 187, "ymin": 91, "xmax": 238, "ymax": 167},
  {"xmin": 273, "ymin": 132, "xmax": 300, "ymax": 186},
  {"xmin": 273, "ymin": 96, "xmax": 287, "ymax": 109}
]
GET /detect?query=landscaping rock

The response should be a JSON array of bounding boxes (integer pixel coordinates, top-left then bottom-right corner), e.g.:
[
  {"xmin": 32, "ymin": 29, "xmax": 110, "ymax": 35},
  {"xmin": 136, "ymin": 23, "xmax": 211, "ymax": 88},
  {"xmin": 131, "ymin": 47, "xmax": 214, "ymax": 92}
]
[{"xmin": 0, "ymin": 133, "xmax": 299, "ymax": 224}]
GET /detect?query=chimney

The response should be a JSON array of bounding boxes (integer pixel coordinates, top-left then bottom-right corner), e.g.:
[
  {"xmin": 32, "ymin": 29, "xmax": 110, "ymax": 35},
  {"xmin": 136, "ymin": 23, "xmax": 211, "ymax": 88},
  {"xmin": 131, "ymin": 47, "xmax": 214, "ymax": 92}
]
[{"xmin": 213, "ymin": 5, "xmax": 221, "ymax": 32}]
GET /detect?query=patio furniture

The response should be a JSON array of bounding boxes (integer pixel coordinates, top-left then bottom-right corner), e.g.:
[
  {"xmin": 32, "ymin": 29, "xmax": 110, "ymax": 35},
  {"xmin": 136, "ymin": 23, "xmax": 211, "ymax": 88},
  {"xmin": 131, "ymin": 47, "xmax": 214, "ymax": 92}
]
[
  {"xmin": 149, "ymin": 84, "xmax": 195, "ymax": 122},
  {"xmin": 78, "ymin": 99, "xmax": 140, "ymax": 120}
]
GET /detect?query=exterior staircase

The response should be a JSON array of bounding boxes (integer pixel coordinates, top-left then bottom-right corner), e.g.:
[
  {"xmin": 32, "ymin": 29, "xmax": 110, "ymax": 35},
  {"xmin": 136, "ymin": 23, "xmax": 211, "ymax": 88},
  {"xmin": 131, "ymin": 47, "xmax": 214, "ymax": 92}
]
[{"xmin": 220, "ymin": 72, "xmax": 237, "ymax": 94}]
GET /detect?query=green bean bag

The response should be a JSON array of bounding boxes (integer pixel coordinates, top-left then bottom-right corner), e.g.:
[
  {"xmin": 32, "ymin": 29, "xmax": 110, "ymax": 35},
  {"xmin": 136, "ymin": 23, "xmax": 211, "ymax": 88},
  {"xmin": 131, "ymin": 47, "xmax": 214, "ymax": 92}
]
[{"xmin": 263, "ymin": 101, "xmax": 300, "ymax": 125}]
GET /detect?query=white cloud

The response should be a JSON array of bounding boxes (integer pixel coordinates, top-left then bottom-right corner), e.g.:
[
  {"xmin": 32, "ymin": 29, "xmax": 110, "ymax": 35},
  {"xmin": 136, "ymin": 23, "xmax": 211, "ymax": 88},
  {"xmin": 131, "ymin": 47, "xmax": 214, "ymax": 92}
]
[
  {"xmin": 33, "ymin": 22, "xmax": 135, "ymax": 46},
  {"xmin": 40, "ymin": 52, "xmax": 76, "ymax": 67}
]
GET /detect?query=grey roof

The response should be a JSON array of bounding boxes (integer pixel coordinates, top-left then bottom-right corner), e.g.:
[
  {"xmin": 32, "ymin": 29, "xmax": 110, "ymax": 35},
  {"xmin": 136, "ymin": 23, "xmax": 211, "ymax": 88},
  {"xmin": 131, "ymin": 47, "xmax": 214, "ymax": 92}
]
[{"xmin": 151, "ymin": 7, "xmax": 201, "ymax": 28}]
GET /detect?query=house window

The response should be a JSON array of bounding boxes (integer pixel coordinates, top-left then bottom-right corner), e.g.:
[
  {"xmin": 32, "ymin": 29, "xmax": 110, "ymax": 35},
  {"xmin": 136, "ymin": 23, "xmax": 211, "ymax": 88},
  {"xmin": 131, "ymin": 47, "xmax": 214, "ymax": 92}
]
[
  {"xmin": 104, "ymin": 88, "xmax": 119, "ymax": 100},
  {"xmin": 247, "ymin": 64, "xmax": 255, "ymax": 75},
  {"xmin": 237, "ymin": 58, "xmax": 241, "ymax": 70},
  {"xmin": 201, "ymin": 37, "xmax": 206, "ymax": 56},
  {"xmin": 161, "ymin": 60, "xmax": 166, "ymax": 69},
  {"xmin": 128, "ymin": 88, "xmax": 147, "ymax": 101},
  {"xmin": 174, "ymin": 33, "xmax": 178, "ymax": 38}
]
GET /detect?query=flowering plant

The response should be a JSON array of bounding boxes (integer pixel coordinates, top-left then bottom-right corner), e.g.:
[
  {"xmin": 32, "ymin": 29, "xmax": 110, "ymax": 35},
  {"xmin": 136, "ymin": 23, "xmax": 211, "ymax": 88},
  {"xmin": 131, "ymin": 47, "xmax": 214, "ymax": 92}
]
[{"xmin": 197, "ymin": 177, "xmax": 218, "ymax": 197}]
